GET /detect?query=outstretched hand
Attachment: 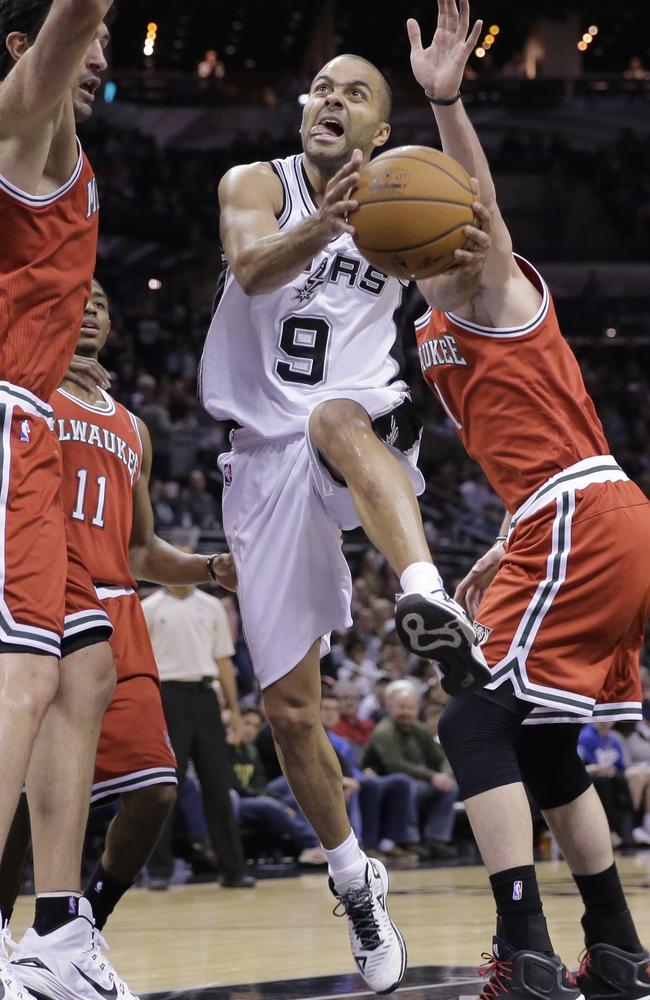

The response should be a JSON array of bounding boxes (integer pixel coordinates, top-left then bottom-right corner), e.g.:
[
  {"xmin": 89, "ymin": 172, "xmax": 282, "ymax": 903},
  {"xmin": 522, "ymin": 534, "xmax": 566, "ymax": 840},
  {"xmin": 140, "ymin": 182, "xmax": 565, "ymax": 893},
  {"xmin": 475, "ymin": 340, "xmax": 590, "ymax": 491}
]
[{"xmin": 407, "ymin": 0, "xmax": 483, "ymax": 101}]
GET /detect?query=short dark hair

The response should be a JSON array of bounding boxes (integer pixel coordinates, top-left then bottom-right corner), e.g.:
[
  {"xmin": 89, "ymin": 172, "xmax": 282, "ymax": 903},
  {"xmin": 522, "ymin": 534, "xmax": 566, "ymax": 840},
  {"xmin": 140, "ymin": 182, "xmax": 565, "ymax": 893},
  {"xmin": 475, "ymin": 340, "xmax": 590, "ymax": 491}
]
[
  {"xmin": 0, "ymin": 0, "xmax": 53, "ymax": 79},
  {"xmin": 0, "ymin": 0, "xmax": 116, "ymax": 80},
  {"xmin": 321, "ymin": 688, "xmax": 339, "ymax": 703}
]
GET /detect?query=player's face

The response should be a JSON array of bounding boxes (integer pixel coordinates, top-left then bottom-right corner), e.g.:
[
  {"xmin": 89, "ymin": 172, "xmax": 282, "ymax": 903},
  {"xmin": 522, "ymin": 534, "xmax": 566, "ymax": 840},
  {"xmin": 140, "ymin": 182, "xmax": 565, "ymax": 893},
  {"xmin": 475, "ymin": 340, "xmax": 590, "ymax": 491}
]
[
  {"xmin": 300, "ymin": 57, "xmax": 389, "ymax": 172},
  {"xmin": 73, "ymin": 22, "xmax": 109, "ymax": 122},
  {"xmin": 78, "ymin": 280, "xmax": 110, "ymax": 356}
]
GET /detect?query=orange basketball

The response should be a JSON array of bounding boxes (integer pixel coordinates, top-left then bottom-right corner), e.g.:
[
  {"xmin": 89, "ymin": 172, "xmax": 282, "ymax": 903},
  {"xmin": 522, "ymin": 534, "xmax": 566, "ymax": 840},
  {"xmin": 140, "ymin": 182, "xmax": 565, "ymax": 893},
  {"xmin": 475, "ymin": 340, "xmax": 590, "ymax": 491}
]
[{"xmin": 350, "ymin": 145, "xmax": 475, "ymax": 280}]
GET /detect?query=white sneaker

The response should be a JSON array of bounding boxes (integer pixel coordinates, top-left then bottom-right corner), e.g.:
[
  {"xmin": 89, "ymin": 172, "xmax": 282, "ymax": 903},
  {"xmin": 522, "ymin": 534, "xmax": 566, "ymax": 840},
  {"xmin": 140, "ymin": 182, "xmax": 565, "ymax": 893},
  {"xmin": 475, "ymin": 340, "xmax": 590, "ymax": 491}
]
[
  {"xmin": 1, "ymin": 921, "xmax": 37, "ymax": 1000},
  {"xmin": 395, "ymin": 589, "xmax": 491, "ymax": 695},
  {"xmin": 11, "ymin": 899, "xmax": 139, "ymax": 1000},
  {"xmin": 330, "ymin": 857, "xmax": 407, "ymax": 995},
  {"xmin": 632, "ymin": 826, "xmax": 650, "ymax": 846}
]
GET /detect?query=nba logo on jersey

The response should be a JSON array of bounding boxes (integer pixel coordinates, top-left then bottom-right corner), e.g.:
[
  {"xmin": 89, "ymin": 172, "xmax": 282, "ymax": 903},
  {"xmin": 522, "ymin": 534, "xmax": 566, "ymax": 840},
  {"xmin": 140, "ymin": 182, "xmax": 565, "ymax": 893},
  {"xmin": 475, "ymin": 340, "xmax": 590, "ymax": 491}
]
[
  {"xmin": 19, "ymin": 419, "xmax": 31, "ymax": 443},
  {"xmin": 512, "ymin": 880, "xmax": 524, "ymax": 901},
  {"xmin": 86, "ymin": 177, "xmax": 99, "ymax": 219},
  {"xmin": 223, "ymin": 463, "xmax": 232, "ymax": 487}
]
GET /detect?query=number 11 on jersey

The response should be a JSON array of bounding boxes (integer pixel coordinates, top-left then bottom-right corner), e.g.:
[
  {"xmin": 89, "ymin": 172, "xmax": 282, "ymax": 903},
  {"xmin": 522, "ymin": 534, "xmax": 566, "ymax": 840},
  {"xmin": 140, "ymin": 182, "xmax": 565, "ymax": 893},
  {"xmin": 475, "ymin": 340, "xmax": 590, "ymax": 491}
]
[{"xmin": 72, "ymin": 469, "xmax": 107, "ymax": 528}]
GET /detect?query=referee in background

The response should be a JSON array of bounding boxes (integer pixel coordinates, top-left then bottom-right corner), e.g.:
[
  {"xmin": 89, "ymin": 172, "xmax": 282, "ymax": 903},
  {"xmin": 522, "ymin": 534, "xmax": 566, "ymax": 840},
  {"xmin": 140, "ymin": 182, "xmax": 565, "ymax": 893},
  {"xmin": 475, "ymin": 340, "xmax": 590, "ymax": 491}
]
[{"xmin": 143, "ymin": 567, "xmax": 254, "ymax": 889}]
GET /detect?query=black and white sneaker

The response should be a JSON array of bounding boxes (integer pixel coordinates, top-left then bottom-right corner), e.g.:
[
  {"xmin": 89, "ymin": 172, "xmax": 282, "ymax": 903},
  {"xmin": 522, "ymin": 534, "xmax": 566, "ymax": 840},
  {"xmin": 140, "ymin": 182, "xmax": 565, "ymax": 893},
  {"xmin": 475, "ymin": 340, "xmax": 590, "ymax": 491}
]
[
  {"xmin": 11, "ymin": 898, "xmax": 138, "ymax": 1000},
  {"xmin": 395, "ymin": 589, "xmax": 491, "ymax": 695},
  {"xmin": 330, "ymin": 858, "xmax": 407, "ymax": 995},
  {"xmin": 1, "ymin": 921, "xmax": 37, "ymax": 1000}
]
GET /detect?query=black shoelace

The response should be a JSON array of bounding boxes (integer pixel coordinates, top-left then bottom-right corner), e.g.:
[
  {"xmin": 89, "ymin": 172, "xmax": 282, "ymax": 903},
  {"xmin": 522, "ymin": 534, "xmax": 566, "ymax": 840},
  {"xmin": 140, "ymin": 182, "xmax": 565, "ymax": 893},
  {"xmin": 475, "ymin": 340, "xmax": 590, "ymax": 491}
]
[{"xmin": 334, "ymin": 885, "xmax": 381, "ymax": 951}]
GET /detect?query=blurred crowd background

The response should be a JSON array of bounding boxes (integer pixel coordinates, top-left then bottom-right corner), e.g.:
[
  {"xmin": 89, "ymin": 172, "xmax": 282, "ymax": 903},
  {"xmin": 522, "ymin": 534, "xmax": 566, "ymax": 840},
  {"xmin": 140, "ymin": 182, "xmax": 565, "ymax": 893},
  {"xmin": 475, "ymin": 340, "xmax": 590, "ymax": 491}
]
[{"xmin": 61, "ymin": 0, "xmax": 650, "ymax": 882}]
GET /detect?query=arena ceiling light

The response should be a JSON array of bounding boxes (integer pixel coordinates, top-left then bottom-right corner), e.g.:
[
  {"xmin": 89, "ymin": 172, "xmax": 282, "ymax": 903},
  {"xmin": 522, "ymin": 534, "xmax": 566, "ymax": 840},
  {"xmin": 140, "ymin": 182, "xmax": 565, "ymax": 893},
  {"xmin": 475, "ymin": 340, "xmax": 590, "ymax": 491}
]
[{"xmin": 475, "ymin": 24, "xmax": 500, "ymax": 60}]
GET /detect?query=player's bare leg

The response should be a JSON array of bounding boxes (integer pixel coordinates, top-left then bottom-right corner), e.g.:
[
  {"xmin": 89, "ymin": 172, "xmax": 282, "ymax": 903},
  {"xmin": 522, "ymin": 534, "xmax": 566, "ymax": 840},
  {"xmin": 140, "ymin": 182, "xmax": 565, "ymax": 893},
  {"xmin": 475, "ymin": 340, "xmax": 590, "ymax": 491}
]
[
  {"xmin": 262, "ymin": 642, "xmax": 350, "ymax": 850},
  {"xmin": 309, "ymin": 400, "xmax": 431, "ymax": 575},
  {"xmin": 309, "ymin": 399, "xmax": 489, "ymax": 695},
  {"xmin": 262, "ymin": 642, "xmax": 406, "ymax": 993},
  {"xmin": 26, "ymin": 643, "xmax": 115, "ymax": 894},
  {"xmin": 0, "ymin": 655, "xmax": 59, "ymax": 865},
  {"xmin": 0, "ymin": 796, "xmax": 31, "ymax": 924},
  {"xmin": 84, "ymin": 785, "xmax": 176, "ymax": 929},
  {"xmin": 543, "ymin": 788, "xmax": 650, "ymax": 997}
]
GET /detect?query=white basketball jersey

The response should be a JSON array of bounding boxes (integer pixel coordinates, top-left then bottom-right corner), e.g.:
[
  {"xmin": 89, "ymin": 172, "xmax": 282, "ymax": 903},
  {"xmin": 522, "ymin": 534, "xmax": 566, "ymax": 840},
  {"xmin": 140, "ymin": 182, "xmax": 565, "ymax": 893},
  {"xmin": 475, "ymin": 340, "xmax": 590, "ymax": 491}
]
[{"xmin": 199, "ymin": 153, "xmax": 412, "ymax": 440}]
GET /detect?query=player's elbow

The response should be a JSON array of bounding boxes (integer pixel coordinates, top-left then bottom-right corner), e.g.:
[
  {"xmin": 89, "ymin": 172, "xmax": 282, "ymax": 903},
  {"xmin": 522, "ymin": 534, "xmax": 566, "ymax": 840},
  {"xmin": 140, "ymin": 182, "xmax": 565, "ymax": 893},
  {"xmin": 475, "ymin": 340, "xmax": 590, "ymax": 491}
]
[{"xmin": 231, "ymin": 254, "xmax": 268, "ymax": 297}]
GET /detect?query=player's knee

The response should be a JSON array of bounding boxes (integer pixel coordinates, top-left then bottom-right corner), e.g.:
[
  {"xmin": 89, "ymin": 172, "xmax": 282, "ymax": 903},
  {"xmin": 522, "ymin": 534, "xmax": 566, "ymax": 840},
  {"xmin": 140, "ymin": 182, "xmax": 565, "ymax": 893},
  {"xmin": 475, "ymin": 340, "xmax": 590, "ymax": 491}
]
[
  {"xmin": 518, "ymin": 724, "xmax": 592, "ymax": 810},
  {"xmin": 309, "ymin": 399, "xmax": 370, "ymax": 458},
  {"xmin": 7, "ymin": 656, "xmax": 60, "ymax": 722},
  {"xmin": 438, "ymin": 692, "xmax": 524, "ymax": 800},
  {"xmin": 264, "ymin": 695, "xmax": 320, "ymax": 746},
  {"xmin": 122, "ymin": 783, "xmax": 177, "ymax": 826}
]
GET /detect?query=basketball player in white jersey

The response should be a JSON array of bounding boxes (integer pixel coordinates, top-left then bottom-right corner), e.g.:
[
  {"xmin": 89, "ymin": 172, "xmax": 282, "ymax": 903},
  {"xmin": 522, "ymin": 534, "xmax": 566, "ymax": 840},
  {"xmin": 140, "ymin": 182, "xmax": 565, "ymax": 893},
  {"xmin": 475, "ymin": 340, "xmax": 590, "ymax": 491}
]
[{"xmin": 200, "ymin": 54, "xmax": 491, "ymax": 991}]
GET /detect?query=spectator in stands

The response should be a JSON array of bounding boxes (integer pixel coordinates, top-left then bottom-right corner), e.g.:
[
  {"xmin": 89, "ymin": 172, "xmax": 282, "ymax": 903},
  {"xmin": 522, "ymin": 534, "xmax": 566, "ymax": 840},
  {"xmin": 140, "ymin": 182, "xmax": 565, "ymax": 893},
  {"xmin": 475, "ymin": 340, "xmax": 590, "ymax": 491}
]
[
  {"xmin": 622, "ymin": 719, "xmax": 650, "ymax": 845},
  {"xmin": 363, "ymin": 680, "xmax": 458, "ymax": 859},
  {"xmin": 178, "ymin": 469, "xmax": 218, "ymax": 530},
  {"xmin": 333, "ymin": 681, "xmax": 375, "ymax": 755},
  {"xmin": 358, "ymin": 675, "xmax": 390, "ymax": 724},
  {"xmin": 338, "ymin": 630, "xmax": 382, "ymax": 696},
  {"xmin": 229, "ymin": 708, "xmax": 325, "ymax": 865},
  {"xmin": 197, "ymin": 49, "xmax": 225, "ymax": 80},
  {"xmin": 320, "ymin": 692, "xmax": 417, "ymax": 862},
  {"xmin": 421, "ymin": 702, "xmax": 445, "ymax": 740},
  {"xmin": 578, "ymin": 722, "xmax": 638, "ymax": 847},
  {"xmin": 134, "ymin": 374, "xmax": 173, "ymax": 480}
]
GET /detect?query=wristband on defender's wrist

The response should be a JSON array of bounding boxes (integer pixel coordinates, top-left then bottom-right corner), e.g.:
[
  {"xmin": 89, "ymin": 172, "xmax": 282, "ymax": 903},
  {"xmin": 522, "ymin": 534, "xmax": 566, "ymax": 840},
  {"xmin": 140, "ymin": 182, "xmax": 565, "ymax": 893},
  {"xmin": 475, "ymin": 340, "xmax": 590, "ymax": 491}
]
[{"xmin": 424, "ymin": 89, "xmax": 462, "ymax": 106}]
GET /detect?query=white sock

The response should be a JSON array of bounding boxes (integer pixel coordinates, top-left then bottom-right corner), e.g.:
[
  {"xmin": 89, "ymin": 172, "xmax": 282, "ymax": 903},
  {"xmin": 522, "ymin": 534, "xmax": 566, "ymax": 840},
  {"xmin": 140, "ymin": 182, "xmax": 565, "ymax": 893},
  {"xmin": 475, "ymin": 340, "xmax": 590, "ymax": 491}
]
[
  {"xmin": 323, "ymin": 830, "xmax": 367, "ymax": 891},
  {"xmin": 400, "ymin": 561, "xmax": 444, "ymax": 595}
]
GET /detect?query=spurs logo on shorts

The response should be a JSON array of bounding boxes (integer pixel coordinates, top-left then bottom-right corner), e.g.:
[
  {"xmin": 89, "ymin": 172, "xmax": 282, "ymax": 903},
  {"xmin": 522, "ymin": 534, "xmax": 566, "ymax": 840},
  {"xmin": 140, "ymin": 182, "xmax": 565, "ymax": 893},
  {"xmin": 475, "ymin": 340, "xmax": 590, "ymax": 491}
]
[{"xmin": 473, "ymin": 621, "xmax": 493, "ymax": 646}]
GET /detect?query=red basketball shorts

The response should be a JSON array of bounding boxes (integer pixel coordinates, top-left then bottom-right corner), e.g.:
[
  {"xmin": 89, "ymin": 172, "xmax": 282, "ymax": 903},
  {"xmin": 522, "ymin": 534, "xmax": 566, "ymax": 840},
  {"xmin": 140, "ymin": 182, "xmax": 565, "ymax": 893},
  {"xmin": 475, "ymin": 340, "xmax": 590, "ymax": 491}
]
[
  {"xmin": 92, "ymin": 588, "xmax": 176, "ymax": 804},
  {"xmin": 0, "ymin": 383, "xmax": 65, "ymax": 656},
  {"xmin": 477, "ymin": 478, "xmax": 650, "ymax": 724}
]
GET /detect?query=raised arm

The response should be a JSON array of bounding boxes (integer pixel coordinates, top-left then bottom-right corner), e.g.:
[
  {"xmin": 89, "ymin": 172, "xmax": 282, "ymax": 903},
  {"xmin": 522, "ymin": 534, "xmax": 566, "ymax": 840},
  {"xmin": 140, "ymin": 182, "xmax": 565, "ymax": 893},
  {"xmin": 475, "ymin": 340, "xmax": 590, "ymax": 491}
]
[
  {"xmin": 408, "ymin": 0, "xmax": 541, "ymax": 325},
  {"xmin": 219, "ymin": 153, "xmax": 361, "ymax": 296},
  {"xmin": 0, "ymin": 0, "xmax": 112, "ymax": 129},
  {"xmin": 129, "ymin": 418, "xmax": 237, "ymax": 590}
]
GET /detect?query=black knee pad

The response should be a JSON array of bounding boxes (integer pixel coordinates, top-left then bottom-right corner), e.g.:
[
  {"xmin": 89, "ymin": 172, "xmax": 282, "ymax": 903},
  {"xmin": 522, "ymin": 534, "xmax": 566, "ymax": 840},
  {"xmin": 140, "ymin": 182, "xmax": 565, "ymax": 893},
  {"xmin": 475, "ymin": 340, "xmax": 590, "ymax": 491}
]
[
  {"xmin": 517, "ymin": 723, "xmax": 592, "ymax": 810},
  {"xmin": 438, "ymin": 688, "xmax": 529, "ymax": 800}
]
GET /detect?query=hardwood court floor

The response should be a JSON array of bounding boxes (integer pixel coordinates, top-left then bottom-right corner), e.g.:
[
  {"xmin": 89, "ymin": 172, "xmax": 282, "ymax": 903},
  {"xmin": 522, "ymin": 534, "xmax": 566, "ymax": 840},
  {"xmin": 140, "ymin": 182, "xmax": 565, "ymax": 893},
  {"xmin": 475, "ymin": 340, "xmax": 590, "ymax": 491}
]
[{"xmin": 11, "ymin": 855, "xmax": 650, "ymax": 996}]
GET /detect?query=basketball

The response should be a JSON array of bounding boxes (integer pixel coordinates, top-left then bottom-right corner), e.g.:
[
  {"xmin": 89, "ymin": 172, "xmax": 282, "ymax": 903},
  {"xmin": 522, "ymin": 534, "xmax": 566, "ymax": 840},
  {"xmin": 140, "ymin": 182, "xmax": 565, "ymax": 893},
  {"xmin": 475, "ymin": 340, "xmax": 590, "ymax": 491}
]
[{"xmin": 350, "ymin": 145, "xmax": 476, "ymax": 280}]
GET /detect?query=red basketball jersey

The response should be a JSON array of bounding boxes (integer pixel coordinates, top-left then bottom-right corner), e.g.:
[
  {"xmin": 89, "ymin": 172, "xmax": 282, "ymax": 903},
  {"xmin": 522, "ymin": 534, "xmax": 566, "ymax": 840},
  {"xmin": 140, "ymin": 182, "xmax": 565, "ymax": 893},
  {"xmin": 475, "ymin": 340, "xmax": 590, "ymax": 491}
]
[
  {"xmin": 0, "ymin": 141, "xmax": 99, "ymax": 400},
  {"xmin": 52, "ymin": 388, "xmax": 142, "ymax": 587},
  {"xmin": 415, "ymin": 256, "xmax": 610, "ymax": 512}
]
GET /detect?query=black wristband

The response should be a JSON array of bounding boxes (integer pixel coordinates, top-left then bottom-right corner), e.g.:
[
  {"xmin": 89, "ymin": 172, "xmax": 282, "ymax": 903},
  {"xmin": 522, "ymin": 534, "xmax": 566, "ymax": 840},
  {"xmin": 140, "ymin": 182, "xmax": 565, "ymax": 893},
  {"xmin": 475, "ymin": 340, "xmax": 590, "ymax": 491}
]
[
  {"xmin": 424, "ymin": 89, "xmax": 462, "ymax": 106},
  {"xmin": 206, "ymin": 554, "xmax": 218, "ymax": 582}
]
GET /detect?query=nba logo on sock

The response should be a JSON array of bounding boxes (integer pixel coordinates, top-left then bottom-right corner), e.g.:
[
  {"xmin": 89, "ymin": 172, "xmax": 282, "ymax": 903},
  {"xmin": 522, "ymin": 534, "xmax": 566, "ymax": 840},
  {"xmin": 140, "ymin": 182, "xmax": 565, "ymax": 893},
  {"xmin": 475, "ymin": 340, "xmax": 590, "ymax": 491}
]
[
  {"xmin": 19, "ymin": 419, "xmax": 31, "ymax": 443},
  {"xmin": 513, "ymin": 880, "xmax": 523, "ymax": 901},
  {"xmin": 68, "ymin": 895, "xmax": 78, "ymax": 915},
  {"xmin": 223, "ymin": 463, "xmax": 232, "ymax": 487}
]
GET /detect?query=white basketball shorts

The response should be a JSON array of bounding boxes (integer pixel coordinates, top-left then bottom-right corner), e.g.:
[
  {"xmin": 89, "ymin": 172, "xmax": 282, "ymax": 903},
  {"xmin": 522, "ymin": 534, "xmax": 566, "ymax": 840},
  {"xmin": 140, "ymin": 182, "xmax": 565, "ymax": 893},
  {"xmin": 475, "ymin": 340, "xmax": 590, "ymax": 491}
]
[{"xmin": 219, "ymin": 399, "xmax": 424, "ymax": 690}]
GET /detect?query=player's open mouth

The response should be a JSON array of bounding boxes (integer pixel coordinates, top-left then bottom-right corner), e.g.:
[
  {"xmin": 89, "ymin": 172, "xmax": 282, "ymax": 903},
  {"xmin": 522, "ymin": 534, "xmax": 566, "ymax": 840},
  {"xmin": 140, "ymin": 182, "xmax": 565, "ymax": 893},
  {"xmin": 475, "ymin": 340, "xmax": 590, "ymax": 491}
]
[
  {"xmin": 311, "ymin": 118, "xmax": 345, "ymax": 140},
  {"xmin": 79, "ymin": 77, "xmax": 101, "ymax": 102},
  {"xmin": 81, "ymin": 320, "xmax": 100, "ymax": 333}
]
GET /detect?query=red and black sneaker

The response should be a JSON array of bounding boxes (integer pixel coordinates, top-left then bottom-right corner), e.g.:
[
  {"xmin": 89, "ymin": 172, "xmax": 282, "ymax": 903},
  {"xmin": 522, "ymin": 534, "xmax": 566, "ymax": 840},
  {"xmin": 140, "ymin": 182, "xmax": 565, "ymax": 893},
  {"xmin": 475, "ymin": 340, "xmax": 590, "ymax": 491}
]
[
  {"xmin": 477, "ymin": 938, "xmax": 583, "ymax": 999},
  {"xmin": 577, "ymin": 942, "xmax": 650, "ymax": 998}
]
